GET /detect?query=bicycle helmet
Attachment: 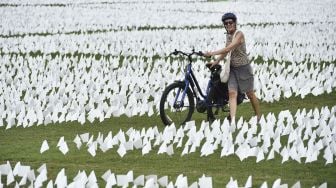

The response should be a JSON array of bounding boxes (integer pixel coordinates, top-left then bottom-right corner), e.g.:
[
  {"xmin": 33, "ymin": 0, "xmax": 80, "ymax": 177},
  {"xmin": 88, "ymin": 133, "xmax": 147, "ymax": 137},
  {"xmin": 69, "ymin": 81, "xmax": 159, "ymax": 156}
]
[{"xmin": 222, "ymin": 12, "xmax": 237, "ymax": 23}]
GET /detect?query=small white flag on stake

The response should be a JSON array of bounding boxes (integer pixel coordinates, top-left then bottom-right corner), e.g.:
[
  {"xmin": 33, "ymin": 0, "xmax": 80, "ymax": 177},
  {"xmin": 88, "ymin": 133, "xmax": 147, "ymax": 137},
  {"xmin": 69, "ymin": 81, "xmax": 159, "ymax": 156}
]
[
  {"xmin": 134, "ymin": 175, "xmax": 144, "ymax": 186},
  {"xmin": 19, "ymin": 175, "xmax": 27, "ymax": 186},
  {"xmin": 7, "ymin": 170, "xmax": 15, "ymax": 186},
  {"xmin": 88, "ymin": 144, "xmax": 96, "ymax": 157},
  {"xmin": 116, "ymin": 175, "xmax": 129, "ymax": 187},
  {"xmin": 40, "ymin": 140, "xmax": 49, "ymax": 154},
  {"xmin": 59, "ymin": 141, "xmax": 69, "ymax": 155},
  {"xmin": 199, "ymin": 174, "xmax": 212, "ymax": 188},
  {"xmin": 117, "ymin": 144, "xmax": 127, "ymax": 158},
  {"xmin": 106, "ymin": 173, "xmax": 116, "ymax": 187},
  {"xmin": 291, "ymin": 181, "xmax": 301, "ymax": 188},
  {"xmin": 158, "ymin": 176, "xmax": 168, "ymax": 187},
  {"xmin": 244, "ymin": 175, "xmax": 252, "ymax": 188},
  {"xmin": 101, "ymin": 170, "xmax": 112, "ymax": 182},
  {"xmin": 73, "ymin": 135, "xmax": 82, "ymax": 149},
  {"xmin": 319, "ymin": 182, "xmax": 327, "ymax": 188}
]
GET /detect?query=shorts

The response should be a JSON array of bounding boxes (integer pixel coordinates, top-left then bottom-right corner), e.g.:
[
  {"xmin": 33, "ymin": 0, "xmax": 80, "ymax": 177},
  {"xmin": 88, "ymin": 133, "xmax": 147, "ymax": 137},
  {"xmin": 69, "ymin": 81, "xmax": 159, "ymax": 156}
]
[{"xmin": 228, "ymin": 63, "xmax": 254, "ymax": 93}]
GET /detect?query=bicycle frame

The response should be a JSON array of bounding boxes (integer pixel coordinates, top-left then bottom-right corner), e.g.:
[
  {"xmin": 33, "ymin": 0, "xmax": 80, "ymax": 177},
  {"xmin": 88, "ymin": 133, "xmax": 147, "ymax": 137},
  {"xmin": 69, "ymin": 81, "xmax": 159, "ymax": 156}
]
[
  {"xmin": 173, "ymin": 59, "xmax": 213, "ymax": 109},
  {"xmin": 185, "ymin": 63, "xmax": 207, "ymax": 99}
]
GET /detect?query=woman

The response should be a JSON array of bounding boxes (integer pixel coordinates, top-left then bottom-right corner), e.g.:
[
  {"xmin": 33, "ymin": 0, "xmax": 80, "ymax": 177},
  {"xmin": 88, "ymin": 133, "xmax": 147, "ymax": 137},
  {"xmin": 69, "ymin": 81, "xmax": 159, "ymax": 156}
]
[{"xmin": 205, "ymin": 12, "xmax": 261, "ymax": 123}]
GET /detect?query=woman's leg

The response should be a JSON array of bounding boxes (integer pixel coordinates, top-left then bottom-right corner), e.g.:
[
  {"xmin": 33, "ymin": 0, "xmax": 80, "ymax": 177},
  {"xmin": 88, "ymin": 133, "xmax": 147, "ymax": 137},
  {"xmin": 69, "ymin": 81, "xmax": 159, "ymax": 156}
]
[
  {"xmin": 246, "ymin": 90, "xmax": 261, "ymax": 120},
  {"xmin": 228, "ymin": 89, "xmax": 238, "ymax": 121}
]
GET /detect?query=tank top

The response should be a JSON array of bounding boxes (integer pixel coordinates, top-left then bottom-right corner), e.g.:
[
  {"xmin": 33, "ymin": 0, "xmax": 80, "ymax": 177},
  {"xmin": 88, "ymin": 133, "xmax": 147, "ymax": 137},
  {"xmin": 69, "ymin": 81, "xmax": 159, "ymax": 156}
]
[{"xmin": 226, "ymin": 30, "xmax": 249, "ymax": 67}]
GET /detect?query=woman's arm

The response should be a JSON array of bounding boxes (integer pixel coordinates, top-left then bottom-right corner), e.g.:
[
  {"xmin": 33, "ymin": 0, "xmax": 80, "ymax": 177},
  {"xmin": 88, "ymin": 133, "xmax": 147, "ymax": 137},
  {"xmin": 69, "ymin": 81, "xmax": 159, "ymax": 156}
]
[
  {"xmin": 206, "ymin": 53, "xmax": 225, "ymax": 67},
  {"xmin": 205, "ymin": 31, "xmax": 244, "ymax": 67},
  {"xmin": 209, "ymin": 31, "xmax": 245, "ymax": 56},
  {"xmin": 213, "ymin": 54, "xmax": 226, "ymax": 64}
]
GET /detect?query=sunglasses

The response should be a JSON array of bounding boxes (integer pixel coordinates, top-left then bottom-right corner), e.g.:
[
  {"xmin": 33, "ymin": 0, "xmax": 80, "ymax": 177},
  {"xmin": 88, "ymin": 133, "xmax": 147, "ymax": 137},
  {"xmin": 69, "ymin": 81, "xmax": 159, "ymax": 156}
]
[{"xmin": 223, "ymin": 21, "xmax": 234, "ymax": 26}]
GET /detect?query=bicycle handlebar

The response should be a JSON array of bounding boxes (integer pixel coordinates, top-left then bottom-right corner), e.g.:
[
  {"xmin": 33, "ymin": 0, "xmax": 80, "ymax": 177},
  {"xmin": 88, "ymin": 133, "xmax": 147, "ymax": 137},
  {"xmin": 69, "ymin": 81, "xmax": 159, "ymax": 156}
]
[{"xmin": 169, "ymin": 49, "xmax": 204, "ymax": 57}]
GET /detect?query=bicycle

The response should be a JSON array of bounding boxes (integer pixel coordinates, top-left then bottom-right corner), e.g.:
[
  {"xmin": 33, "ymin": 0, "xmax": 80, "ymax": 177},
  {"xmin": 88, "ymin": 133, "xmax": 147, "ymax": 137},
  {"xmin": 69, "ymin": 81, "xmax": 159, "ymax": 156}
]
[{"xmin": 159, "ymin": 49, "xmax": 245, "ymax": 126}]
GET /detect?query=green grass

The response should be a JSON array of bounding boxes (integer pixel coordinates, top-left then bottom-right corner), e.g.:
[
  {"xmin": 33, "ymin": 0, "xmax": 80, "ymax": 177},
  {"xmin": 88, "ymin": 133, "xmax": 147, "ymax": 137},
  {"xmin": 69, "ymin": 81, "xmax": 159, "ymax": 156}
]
[{"xmin": 0, "ymin": 92, "xmax": 335, "ymax": 187}]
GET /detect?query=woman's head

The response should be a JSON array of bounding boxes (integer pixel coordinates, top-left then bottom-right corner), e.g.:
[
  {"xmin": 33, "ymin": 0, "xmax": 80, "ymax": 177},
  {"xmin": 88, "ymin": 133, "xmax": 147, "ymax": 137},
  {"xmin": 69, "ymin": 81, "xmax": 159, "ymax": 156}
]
[{"xmin": 222, "ymin": 12, "xmax": 237, "ymax": 34}]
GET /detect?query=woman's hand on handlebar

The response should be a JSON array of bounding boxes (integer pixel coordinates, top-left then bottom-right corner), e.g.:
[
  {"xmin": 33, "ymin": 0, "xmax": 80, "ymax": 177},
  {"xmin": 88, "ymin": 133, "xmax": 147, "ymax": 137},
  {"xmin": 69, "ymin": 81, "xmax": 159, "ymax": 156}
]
[
  {"xmin": 203, "ymin": 51, "xmax": 213, "ymax": 57},
  {"xmin": 206, "ymin": 60, "xmax": 219, "ymax": 68}
]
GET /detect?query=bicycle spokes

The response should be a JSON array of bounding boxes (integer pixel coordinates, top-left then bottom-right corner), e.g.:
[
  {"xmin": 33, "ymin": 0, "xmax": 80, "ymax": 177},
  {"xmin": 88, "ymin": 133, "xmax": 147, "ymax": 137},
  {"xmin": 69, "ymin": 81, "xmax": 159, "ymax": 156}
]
[
  {"xmin": 160, "ymin": 82, "xmax": 194, "ymax": 125},
  {"xmin": 169, "ymin": 89, "xmax": 190, "ymax": 111}
]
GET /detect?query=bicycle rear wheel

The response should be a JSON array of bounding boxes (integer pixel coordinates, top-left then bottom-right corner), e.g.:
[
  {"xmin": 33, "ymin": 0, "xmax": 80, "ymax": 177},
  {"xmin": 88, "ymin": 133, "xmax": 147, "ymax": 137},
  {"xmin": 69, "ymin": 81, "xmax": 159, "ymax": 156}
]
[{"xmin": 160, "ymin": 82, "xmax": 195, "ymax": 126}]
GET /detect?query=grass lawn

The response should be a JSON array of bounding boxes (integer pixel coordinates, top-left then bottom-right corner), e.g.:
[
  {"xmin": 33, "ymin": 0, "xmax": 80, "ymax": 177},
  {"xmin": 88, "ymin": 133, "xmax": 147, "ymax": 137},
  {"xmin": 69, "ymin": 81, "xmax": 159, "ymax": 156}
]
[{"xmin": 0, "ymin": 92, "xmax": 335, "ymax": 187}]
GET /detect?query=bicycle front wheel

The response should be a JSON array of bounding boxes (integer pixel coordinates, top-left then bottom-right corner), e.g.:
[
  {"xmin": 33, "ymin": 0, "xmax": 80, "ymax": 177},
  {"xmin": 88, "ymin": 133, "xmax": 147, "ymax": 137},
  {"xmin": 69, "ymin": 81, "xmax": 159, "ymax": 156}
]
[{"xmin": 159, "ymin": 82, "xmax": 195, "ymax": 126}]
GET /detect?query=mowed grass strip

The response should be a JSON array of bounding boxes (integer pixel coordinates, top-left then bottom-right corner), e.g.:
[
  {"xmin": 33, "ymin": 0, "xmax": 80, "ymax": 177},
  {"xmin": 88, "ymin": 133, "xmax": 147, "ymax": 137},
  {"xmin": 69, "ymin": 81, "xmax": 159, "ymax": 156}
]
[{"xmin": 0, "ymin": 92, "xmax": 335, "ymax": 187}]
